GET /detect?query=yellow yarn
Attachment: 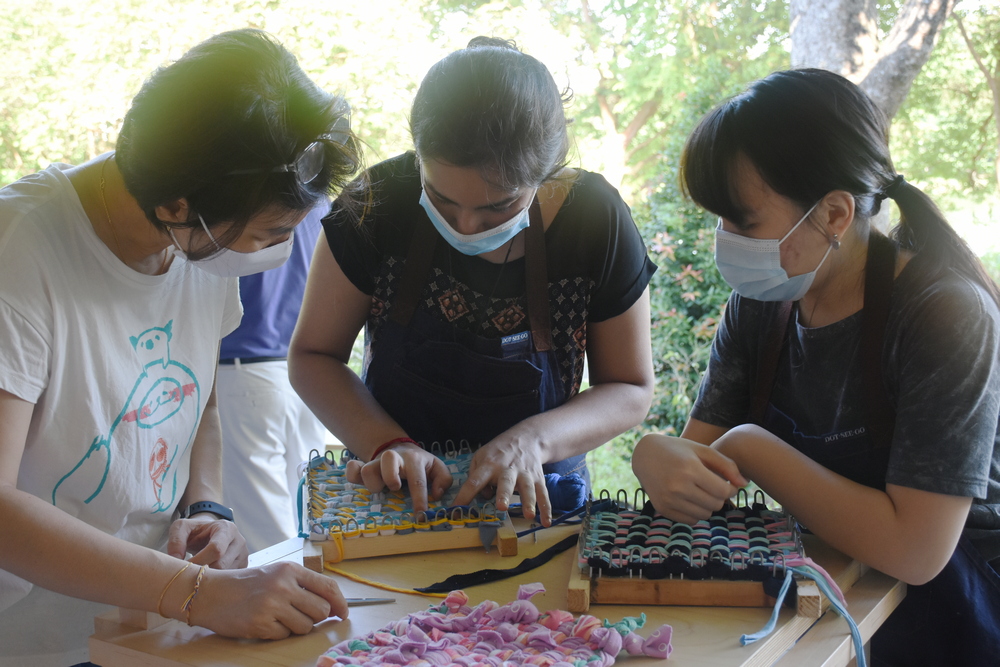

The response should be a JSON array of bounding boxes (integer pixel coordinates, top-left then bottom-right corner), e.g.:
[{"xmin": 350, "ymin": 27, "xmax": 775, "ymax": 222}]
[{"xmin": 323, "ymin": 563, "xmax": 447, "ymax": 599}]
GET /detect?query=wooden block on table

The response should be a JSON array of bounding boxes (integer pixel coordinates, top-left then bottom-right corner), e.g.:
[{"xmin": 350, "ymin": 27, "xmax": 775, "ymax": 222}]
[
  {"xmin": 303, "ymin": 540, "xmax": 324, "ymax": 573},
  {"xmin": 795, "ymin": 581, "xmax": 823, "ymax": 618},
  {"xmin": 116, "ymin": 607, "xmax": 172, "ymax": 631},
  {"xmin": 496, "ymin": 526, "xmax": 518, "ymax": 557},
  {"xmin": 92, "ymin": 611, "xmax": 123, "ymax": 640},
  {"xmin": 567, "ymin": 563, "xmax": 592, "ymax": 613}
]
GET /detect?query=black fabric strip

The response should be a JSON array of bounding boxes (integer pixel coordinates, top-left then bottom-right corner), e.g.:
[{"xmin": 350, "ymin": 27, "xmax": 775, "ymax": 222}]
[{"xmin": 414, "ymin": 533, "xmax": 580, "ymax": 593}]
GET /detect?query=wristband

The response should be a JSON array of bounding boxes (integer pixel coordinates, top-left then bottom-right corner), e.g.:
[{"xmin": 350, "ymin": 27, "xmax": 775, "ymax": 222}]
[
  {"xmin": 179, "ymin": 500, "xmax": 234, "ymax": 522},
  {"xmin": 369, "ymin": 437, "xmax": 419, "ymax": 462}
]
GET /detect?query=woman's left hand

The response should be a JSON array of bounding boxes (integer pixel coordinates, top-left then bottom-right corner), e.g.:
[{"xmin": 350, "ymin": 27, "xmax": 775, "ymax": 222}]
[
  {"xmin": 452, "ymin": 429, "xmax": 553, "ymax": 527},
  {"xmin": 167, "ymin": 514, "xmax": 249, "ymax": 569}
]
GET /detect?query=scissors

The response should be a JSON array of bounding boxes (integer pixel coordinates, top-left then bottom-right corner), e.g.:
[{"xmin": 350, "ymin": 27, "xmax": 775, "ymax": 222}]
[{"xmin": 346, "ymin": 597, "xmax": 395, "ymax": 607}]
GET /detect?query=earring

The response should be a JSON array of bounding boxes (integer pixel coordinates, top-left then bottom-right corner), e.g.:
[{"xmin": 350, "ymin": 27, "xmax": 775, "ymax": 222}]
[{"xmin": 831, "ymin": 233, "xmax": 841, "ymax": 250}]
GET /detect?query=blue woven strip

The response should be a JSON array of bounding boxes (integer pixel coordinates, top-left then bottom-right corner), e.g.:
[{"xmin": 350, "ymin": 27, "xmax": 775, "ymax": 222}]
[
  {"xmin": 739, "ymin": 565, "xmax": 866, "ymax": 667},
  {"xmin": 740, "ymin": 569, "xmax": 794, "ymax": 645}
]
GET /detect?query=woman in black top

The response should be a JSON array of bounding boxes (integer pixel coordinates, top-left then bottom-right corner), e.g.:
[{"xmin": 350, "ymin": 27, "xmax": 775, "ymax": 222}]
[
  {"xmin": 633, "ymin": 69, "xmax": 1000, "ymax": 665},
  {"xmin": 290, "ymin": 37, "xmax": 655, "ymax": 526}
]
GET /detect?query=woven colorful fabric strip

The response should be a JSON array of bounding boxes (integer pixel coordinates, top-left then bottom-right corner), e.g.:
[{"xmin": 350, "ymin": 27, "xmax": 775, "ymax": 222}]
[
  {"xmin": 580, "ymin": 494, "xmax": 803, "ymax": 582},
  {"xmin": 316, "ymin": 583, "xmax": 673, "ymax": 667}
]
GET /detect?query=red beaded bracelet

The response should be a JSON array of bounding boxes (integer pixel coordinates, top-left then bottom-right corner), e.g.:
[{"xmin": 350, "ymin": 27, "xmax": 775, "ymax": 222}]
[{"xmin": 369, "ymin": 437, "xmax": 419, "ymax": 462}]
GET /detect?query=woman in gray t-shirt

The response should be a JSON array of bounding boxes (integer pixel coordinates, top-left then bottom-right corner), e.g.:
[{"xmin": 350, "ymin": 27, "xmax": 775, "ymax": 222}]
[{"xmin": 633, "ymin": 68, "xmax": 1000, "ymax": 665}]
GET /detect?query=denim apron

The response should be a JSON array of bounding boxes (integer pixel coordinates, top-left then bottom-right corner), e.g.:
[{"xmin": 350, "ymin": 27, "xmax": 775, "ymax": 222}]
[
  {"xmin": 363, "ymin": 200, "xmax": 589, "ymax": 486},
  {"xmin": 752, "ymin": 233, "xmax": 1000, "ymax": 664}
]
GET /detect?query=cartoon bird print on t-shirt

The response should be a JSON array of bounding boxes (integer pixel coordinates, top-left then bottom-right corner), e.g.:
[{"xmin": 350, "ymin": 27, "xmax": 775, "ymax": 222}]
[{"xmin": 52, "ymin": 321, "xmax": 202, "ymax": 513}]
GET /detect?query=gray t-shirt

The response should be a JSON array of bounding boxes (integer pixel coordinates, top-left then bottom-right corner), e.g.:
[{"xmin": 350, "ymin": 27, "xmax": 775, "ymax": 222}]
[{"xmin": 692, "ymin": 256, "xmax": 1000, "ymax": 561}]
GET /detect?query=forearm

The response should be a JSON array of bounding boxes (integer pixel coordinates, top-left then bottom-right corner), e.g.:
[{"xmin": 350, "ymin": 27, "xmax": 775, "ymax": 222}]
[
  {"xmin": 525, "ymin": 380, "xmax": 652, "ymax": 463},
  {"xmin": 528, "ymin": 288, "xmax": 653, "ymax": 462},
  {"xmin": 716, "ymin": 425, "xmax": 968, "ymax": 584},
  {"xmin": 0, "ymin": 484, "xmax": 191, "ymax": 614},
  {"xmin": 179, "ymin": 401, "xmax": 223, "ymax": 508},
  {"xmin": 289, "ymin": 350, "xmax": 406, "ymax": 461}
]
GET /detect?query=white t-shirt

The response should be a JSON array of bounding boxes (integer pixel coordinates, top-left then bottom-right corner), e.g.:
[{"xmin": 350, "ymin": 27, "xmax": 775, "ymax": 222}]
[{"xmin": 0, "ymin": 162, "xmax": 242, "ymax": 664}]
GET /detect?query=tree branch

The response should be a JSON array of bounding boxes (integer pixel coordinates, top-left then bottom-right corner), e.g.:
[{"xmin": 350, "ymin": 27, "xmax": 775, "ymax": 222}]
[
  {"xmin": 576, "ymin": 0, "xmax": 603, "ymax": 54},
  {"xmin": 954, "ymin": 13, "xmax": 1000, "ymax": 190},
  {"xmin": 621, "ymin": 90, "xmax": 663, "ymax": 148},
  {"xmin": 596, "ymin": 92, "xmax": 619, "ymax": 134},
  {"xmin": 955, "ymin": 14, "xmax": 998, "ymax": 97},
  {"xmin": 626, "ymin": 125, "xmax": 671, "ymax": 164},
  {"xmin": 859, "ymin": 0, "xmax": 955, "ymax": 118}
]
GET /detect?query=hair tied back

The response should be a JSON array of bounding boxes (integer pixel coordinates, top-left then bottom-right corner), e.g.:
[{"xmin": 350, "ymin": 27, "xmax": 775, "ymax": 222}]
[{"xmin": 878, "ymin": 174, "xmax": 906, "ymax": 202}]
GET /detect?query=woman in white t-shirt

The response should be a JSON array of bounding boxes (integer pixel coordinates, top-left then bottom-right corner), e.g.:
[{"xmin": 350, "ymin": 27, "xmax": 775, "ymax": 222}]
[{"xmin": 0, "ymin": 29, "xmax": 360, "ymax": 665}]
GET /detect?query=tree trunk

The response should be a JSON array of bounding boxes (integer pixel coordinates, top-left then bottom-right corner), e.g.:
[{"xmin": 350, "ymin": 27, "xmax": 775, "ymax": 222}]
[
  {"xmin": 790, "ymin": 0, "xmax": 879, "ymax": 76},
  {"xmin": 790, "ymin": 0, "xmax": 955, "ymax": 118}
]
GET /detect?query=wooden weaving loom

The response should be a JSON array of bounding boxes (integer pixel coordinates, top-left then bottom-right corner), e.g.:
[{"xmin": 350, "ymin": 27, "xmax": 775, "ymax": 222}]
[
  {"xmin": 301, "ymin": 445, "xmax": 517, "ymax": 571},
  {"xmin": 567, "ymin": 489, "xmax": 867, "ymax": 618}
]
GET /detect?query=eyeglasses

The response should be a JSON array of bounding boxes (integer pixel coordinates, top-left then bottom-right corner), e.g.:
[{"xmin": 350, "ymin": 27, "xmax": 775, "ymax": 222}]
[{"xmin": 227, "ymin": 141, "xmax": 326, "ymax": 186}]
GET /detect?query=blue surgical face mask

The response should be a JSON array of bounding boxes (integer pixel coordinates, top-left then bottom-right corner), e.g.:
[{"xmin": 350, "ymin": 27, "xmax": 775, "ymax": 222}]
[
  {"xmin": 169, "ymin": 214, "xmax": 294, "ymax": 277},
  {"xmin": 714, "ymin": 201, "xmax": 833, "ymax": 302},
  {"xmin": 418, "ymin": 186, "xmax": 533, "ymax": 256}
]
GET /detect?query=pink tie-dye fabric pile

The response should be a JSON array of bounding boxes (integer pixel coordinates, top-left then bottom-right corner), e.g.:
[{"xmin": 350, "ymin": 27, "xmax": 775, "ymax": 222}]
[{"xmin": 317, "ymin": 583, "xmax": 672, "ymax": 667}]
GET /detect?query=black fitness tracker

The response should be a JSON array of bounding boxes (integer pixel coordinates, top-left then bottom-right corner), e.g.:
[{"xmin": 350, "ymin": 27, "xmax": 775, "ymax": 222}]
[{"xmin": 179, "ymin": 500, "xmax": 235, "ymax": 522}]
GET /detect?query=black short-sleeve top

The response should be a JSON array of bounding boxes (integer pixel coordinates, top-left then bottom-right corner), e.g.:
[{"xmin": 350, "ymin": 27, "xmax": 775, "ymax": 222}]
[
  {"xmin": 691, "ymin": 255, "xmax": 1000, "ymax": 561},
  {"xmin": 323, "ymin": 152, "xmax": 656, "ymax": 400}
]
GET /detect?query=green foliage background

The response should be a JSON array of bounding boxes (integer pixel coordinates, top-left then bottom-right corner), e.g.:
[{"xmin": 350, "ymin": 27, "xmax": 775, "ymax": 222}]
[{"xmin": 1, "ymin": 0, "xmax": 997, "ymax": 494}]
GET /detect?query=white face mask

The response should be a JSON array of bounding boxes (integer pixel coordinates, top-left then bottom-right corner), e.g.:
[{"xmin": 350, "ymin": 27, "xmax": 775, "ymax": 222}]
[
  {"xmin": 418, "ymin": 182, "xmax": 535, "ymax": 256},
  {"xmin": 169, "ymin": 214, "xmax": 294, "ymax": 278},
  {"xmin": 714, "ymin": 201, "xmax": 833, "ymax": 302}
]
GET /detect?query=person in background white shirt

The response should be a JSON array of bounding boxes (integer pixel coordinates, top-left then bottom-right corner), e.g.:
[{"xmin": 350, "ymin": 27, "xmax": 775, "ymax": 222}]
[{"xmin": 217, "ymin": 202, "xmax": 330, "ymax": 553}]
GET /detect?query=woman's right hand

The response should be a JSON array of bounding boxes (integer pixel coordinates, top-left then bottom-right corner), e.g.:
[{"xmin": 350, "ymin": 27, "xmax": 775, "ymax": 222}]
[
  {"xmin": 344, "ymin": 442, "xmax": 453, "ymax": 513},
  {"xmin": 631, "ymin": 433, "xmax": 747, "ymax": 523},
  {"xmin": 184, "ymin": 561, "xmax": 348, "ymax": 640}
]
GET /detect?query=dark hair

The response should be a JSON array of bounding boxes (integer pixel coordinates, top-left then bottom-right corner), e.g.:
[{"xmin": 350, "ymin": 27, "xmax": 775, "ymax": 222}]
[
  {"xmin": 116, "ymin": 28, "xmax": 361, "ymax": 260},
  {"xmin": 681, "ymin": 68, "xmax": 999, "ymax": 303},
  {"xmin": 409, "ymin": 36, "xmax": 570, "ymax": 190}
]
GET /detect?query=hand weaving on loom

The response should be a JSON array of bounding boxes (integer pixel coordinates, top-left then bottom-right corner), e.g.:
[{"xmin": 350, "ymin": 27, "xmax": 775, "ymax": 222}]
[
  {"xmin": 568, "ymin": 488, "xmax": 868, "ymax": 664},
  {"xmin": 300, "ymin": 442, "xmax": 520, "ymax": 563},
  {"xmin": 570, "ymin": 488, "xmax": 811, "ymax": 611}
]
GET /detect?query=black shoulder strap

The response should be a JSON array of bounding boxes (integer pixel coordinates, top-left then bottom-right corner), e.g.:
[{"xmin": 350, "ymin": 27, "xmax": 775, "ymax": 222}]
[
  {"xmin": 749, "ymin": 301, "xmax": 793, "ymax": 426},
  {"xmin": 861, "ymin": 232, "xmax": 898, "ymax": 449},
  {"xmin": 389, "ymin": 215, "xmax": 438, "ymax": 327},
  {"xmin": 524, "ymin": 199, "xmax": 553, "ymax": 352}
]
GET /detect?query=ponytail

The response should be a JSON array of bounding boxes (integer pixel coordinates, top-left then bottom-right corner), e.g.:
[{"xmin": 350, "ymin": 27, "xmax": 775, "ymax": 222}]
[{"xmin": 882, "ymin": 176, "xmax": 1000, "ymax": 305}]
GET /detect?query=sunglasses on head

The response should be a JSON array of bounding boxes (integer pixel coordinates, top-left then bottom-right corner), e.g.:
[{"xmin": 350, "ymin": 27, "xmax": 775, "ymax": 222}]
[
  {"xmin": 226, "ymin": 116, "xmax": 352, "ymax": 187},
  {"xmin": 227, "ymin": 141, "xmax": 325, "ymax": 186}
]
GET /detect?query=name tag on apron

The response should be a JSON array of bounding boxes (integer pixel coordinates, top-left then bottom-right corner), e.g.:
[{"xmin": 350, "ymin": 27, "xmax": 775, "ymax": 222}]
[{"xmin": 500, "ymin": 331, "xmax": 532, "ymax": 359}]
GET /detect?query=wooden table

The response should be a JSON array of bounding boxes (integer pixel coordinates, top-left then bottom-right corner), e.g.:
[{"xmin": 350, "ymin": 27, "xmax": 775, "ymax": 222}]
[{"xmin": 89, "ymin": 526, "xmax": 905, "ymax": 666}]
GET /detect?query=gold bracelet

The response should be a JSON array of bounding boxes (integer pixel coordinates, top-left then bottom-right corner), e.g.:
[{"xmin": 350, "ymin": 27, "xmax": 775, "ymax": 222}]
[
  {"xmin": 157, "ymin": 562, "xmax": 191, "ymax": 617},
  {"xmin": 181, "ymin": 564, "xmax": 208, "ymax": 626}
]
